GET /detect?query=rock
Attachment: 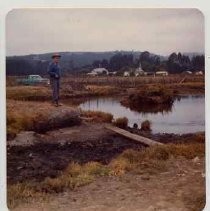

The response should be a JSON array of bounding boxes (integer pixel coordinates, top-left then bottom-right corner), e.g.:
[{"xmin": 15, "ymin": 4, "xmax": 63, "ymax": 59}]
[
  {"xmin": 133, "ymin": 123, "xmax": 138, "ymax": 129},
  {"xmin": 192, "ymin": 156, "xmax": 200, "ymax": 163},
  {"xmin": 17, "ymin": 166, "xmax": 23, "ymax": 170},
  {"xmin": 8, "ymin": 131, "xmax": 40, "ymax": 147}
]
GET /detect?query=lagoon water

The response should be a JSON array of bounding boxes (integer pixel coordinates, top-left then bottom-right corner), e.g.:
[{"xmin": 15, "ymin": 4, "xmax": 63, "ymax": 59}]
[{"xmin": 79, "ymin": 95, "xmax": 205, "ymax": 134}]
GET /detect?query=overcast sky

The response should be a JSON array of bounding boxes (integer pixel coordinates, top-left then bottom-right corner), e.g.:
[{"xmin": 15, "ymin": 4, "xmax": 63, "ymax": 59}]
[{"xmin": 6, "ymin": 8, "xmax": 204, "ymax": 56}]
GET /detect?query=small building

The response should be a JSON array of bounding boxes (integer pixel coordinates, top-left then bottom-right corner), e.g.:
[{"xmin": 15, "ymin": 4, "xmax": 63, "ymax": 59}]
[
  {"xmin": 135, "ymin": 64, "xmax": 146, "ymax": 76},
  {"xmin": 195, "ymin": 71, "xmax": 203, "ymax": 75},
  {"xmin": 123, "ymin": 71, "xmax": 130, "ymax": 77},
  {"xmin": 155, "ymin": 71, "xmax": 168, "ymax": 76},
  {"xmin": 182, "ymin": 71, "xmax": 193, "ymax": 75},
  {"xmin": 87, "ymin": 68, "xmax": 109, "ymax": 76}
]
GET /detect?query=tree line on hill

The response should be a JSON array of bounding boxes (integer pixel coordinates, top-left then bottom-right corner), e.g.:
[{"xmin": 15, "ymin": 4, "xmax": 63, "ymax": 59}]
[
  {"xmin": 91, "ymin": 51, "xmax": 204, "ymax": 74},
  {"xmin": 6, "ymin": 51, "xmax": 204, "ymax": 76}
]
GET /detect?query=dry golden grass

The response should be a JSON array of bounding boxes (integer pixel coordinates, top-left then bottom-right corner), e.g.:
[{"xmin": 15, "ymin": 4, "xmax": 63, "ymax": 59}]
[
  {"xmin": 109, "ymin": 143, "xmax": 205, "ymax": 175},
  {"xmin": 6, "ymin": 76, "xmax": 19, "ymax": 86},
  {"xmin": 7, "ymin": 86, "xmax": 51, "ymax": 101},
  {"xmin": 82, "ymin": 110, "xmax": 113, "ymax": 123},
  {"xmin": 113, "ymin": 117, "xmax": 128, "ymax": 129},
  {"xmin": 85, "ymin": 85, "xmax": 118, "ymax": 96},
  {"xmin": 184, "ymin": 192, "xmax": 205, "ymax": 211},
  {"xmin": 40, "ymin": 161, "xmax": 110, "ymax": 193},
  {"xmin": 8, "ymin": 161, "xmax": 110, "ymax": 208},
  {"xmin": 7, "ymin": 182, "xmax": 48, "ymax": 209},
  {"xmin": 63, "ymin": 75, "xmax": 204, "ymax": 89},
  {"xmin": 7, "ymin": 100, "xmax": 80, "ymax": 139},
  {"xmin": 7, "ymin": 100, "xmax": 51, "ymax": 138},
  {"xmin": 192, "ymin": 133, "xmax": 205, "ymax": 143},
  {"xmin": 109, "ymin": 157, "xmax": 133, "ymax": 176}
]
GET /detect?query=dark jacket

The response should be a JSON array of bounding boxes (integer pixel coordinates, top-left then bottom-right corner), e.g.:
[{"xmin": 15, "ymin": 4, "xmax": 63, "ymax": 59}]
[{"xmin": 47, "ymin": 62, "xmax": 61, "ymax": 79}]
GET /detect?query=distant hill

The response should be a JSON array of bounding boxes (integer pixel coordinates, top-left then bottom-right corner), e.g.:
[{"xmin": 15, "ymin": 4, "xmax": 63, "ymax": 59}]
[
  {"xmin": 6, "ymin": 51, "xmax": 167, "ymax": 75},
  {"xmin": 6, "ymin": 51, "xmax": 202, "ymax": 76}
]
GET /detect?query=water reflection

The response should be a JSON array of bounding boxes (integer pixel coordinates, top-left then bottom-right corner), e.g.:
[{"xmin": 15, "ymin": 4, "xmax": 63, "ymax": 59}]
[
  {"xmin": 121, "ymin": 101, "xmax": 174, "ymax": 115},
  {"xmin": 79, "ymin": 95, "xmax": 205, "ymax": 134}
]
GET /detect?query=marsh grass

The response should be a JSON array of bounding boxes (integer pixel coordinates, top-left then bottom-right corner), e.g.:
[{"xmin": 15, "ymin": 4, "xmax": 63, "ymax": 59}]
[
  {"xmin": 113, "ymin": 117, "xmax": 128, "ymax": 129},
  {"xmin": 109, "ymin": 143, "xmax": 204, "ymax": 175},
  {"xmin": 85, "ymin": 85, "xmax": 118, "ymax": 96},
  {"xmin": 140, "ymin": 120, "xmax": 151, "ymax": 131},
  {"xmin": 7, "ymin": 86, "xmax": 51, "ymax": 101},
  {"xmin": 82, "ymin": 110, "xmax": 113, "ymax": 123}
]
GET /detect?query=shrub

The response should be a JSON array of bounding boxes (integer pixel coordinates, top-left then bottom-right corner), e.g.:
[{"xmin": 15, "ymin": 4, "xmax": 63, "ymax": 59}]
[
  {"xmin": 193, "ymin": 133, "xmax": 205, "ymax": 143},
  {"xmin": 113, "ymin": 117, "xmax": 128, "ymax": 129},
  {"xmin": 141, "ymin": 120, "xmax": 151, "ymax": 131}
]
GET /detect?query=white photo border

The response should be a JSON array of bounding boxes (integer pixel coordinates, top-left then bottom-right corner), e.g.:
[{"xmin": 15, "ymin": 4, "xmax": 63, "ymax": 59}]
[{"xmin": 0, "ymin": 1, "xmax": 209, "ymax": 210}]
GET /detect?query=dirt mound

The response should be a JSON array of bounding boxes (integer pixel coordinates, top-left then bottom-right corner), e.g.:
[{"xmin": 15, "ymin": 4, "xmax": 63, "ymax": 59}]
[
  {"xmin": 120, "ymin": 87, "xmax": 175, "ymax": 113},
  {"xmin": 7, "ymin": 101, "xmax": 81, "ymax": 139},
  {"xmin": 33, "ymin": 107, "xmax": 81, "ymax": 133}
]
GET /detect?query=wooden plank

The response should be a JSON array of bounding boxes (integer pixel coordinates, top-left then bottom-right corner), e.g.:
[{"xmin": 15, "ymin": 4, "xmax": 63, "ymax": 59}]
[
  {"xmin": 80, "ymin": 117, "xmax": 94, "ymax": 121},
  {"xmin": 179, "ymin": 77, "xmax": 186, "ymax": 84},
  {"xmin": 105, "ymin": 125, "xmax": 163, "ymax": 146}
]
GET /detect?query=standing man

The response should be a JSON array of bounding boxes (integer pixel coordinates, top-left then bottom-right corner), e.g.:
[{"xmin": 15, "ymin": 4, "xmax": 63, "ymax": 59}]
[{"xmin": 48, "ymin": 53, "xmax": 62, "ymax": 106}]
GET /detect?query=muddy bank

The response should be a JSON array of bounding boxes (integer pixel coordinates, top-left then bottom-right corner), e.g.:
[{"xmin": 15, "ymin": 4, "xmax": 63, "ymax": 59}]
[
  {"xmin": 127, "ymin": 127, "xmax": 205, "ymax": 144},
  {"xmin": 7, "ymin": 133, "xmax": 144, "ymax": 184},
  {"xmin": 7, "ymin": 118, "xmax": 205, "ymax": 186},
  {"xmin": 7, "ymin": 127, "xmax": 204, "ymax": 185}
]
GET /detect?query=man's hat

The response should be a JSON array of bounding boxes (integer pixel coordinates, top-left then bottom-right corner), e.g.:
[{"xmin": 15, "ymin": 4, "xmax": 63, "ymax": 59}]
[{"xmin": 52, "ymin": 53, "xmax": 61, "ymax": 58}]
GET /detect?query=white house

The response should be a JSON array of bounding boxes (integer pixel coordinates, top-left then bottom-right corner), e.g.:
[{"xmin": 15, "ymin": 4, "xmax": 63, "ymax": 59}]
[
  {"xmin": 92, "ymin": 68, "xmax": 109, "ymax": 75},
  {"xmin": 135, "ymin": 64, "xmax": 146, "ymax": 76},
  {"xmin": 123, "ymin": 71, "xmax": 130, "ymax": 77},
  {"xmin": 87, "ymin": 68, "xmax": 109, "ymax": 76},
  {"xmin": 155, "ymin": 71, "xmax": 168, "ymax": 76},
  {"xmin": 182, "ymin": 71, "xmax": 192, "ymax": 75},
  {"xmin": 195, "ymin": 71, "xmax": 203, "ymax": 75}
]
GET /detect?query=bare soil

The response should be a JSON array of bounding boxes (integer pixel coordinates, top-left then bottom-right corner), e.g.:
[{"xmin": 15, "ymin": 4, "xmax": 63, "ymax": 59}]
[{"xmin": 7, "ymin": 123, "xmax": 144, "ymax": 184}]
